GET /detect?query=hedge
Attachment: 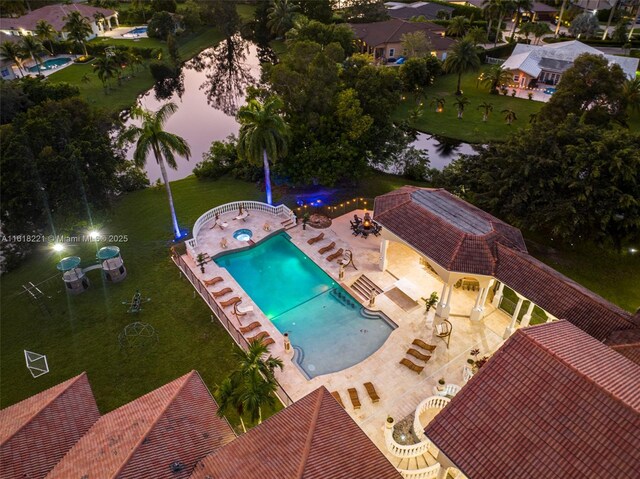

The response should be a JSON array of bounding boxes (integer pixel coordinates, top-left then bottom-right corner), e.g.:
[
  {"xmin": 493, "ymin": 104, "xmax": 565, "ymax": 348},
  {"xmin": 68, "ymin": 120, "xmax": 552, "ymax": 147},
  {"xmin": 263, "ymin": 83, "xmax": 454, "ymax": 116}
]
[{"xmin": 85, "ymin": 43, "xmax": 163, "ymax": 59}]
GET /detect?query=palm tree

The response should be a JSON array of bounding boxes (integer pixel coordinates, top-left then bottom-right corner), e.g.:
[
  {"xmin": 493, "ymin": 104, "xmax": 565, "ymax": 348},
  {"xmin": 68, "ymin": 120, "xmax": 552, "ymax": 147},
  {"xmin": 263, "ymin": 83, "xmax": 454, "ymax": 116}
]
[
  {"xmin": 478, "ymin": 101, "xmax": 493, "ymax": 121},
  {"xmin": 215, "ymin": 375, "xmax": 247, "ymax": 433},
  {"xmin": 602, "ymin": 0, "xmax": 619, "ymax": 40},
  {"xmin": 494, "ymin": 0, "xmax": 516, "ymax": 47},
  {"xmin": 518, "ymin": 21, "xmax": 536, "ymax": 42},
  {"xmin": 0, "ymin": 41, "xmax": 26, "ymax": 76},
  {"xmin": 447, "ymin": 16, "xmax": 470, "ymax": 37},
  {"xmin": 532, "ymin": 21, "xmax": 552, "ymax": 45},
  {"xmin": 444, "ymin": 39, "xmax": 481, "ymax": 95},
  {"xmin": 431, "ymin": 96, "xmax": 446, "ymax": 112},
  {"xmin": 35, "ymin": 20, "xmax": 57, "ymax": 55},
  {"xmin": 64, "ymin": 11, "xmax": 92, "ymax": 57},
  {"xmin": 482, "ymin": 64, "xmax": 512, "ymax": 94},
  {"xmin": 127, "ymin": 50, "xmax": 143, "ymax": 76},
  {"xmin": 233, "ymin": 338, "xmax": 284, "ymax": 381},
  {"xmin": 237, "ymin": 96, "xmax": 289, "ymax": 206},
  {"xmin": 267, "ymin": 0, "xmax": 300, "ymax": 37},
  {"xmin": 92, "ymin": 55, "xmax": 118, "ymax": 92},
  {"xmin": 501, "ymin": 108, "xmax": 517, "ymax": 125},
  {"xmin": 240, "ymin": 368, "xmax": 277, "ymax": 425},
  {"xmin": 554, "ymin": 0, "xmax": 569, "ymax": 37},
  {"xmin": 454, "ymin": 96, "xmax": 470, "ymax": 119},
  {"xmin": 465, "ymin": 26, "xmax": 488, "ymax": 46},
  {"xmin": 509, "ymin": 0, "xmax": 533, "ymax": 41},
  {"xmin": 623, "ymin": 77, "xmax": 640, "ymax": 113},
  {"xmin": 20, "ymin": 35, "xmax": 46, "ymax": 75},
  {"xmin": 81, "ymin": 72, "xmax": 92, "ymax": 84},
  {"xmin": 120, "ymin": 103, "xmax": 191, "ymax": 239},
  {"xmin": 482, "ymin": 0, "xmax": 502, "ymax": 36}
]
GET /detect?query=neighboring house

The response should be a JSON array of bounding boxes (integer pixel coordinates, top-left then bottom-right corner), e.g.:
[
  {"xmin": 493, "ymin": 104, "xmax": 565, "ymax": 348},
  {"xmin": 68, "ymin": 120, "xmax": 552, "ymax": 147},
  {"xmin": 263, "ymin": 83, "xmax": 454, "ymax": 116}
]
[
  {"xmin": 350, "ymin": 18, "xmax": 454, "ymax": 61},
  {"xmin": 384, "ymin": 1, "xmax": 454, "ymax": 20},
  {"xmin": 502, "ymin": 40, "xmax": 639, "ymax": 87},
  {"xmin": 424, "ymin": 321, "xmax": 640, "ymax": 478},
  {"xmin": 527, "ymin": 1, "xmax": 559, "ymax": 22},
  {"xmin": 0, "ymin": 3, "xmax": 118, "ymax": 41},
  {"xmin": 0, "ymin": 32, "xmax": 19, "ymax": 80}
]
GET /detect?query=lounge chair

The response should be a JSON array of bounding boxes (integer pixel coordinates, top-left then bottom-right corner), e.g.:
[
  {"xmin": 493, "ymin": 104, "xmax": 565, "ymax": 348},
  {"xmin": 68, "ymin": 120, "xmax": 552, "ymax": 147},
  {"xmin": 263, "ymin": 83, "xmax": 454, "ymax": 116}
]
[
  {"xmin": 220, "ymin": 297, "xmax": 241, "ymax": 308},
  {"xmin": 307, "ymin": 232, "xmax": 324, "ymax": 245},
  {"xmin": 240, "ymin": 321, "xmax": 261, "ymax": 334},
  {"xmin": 348, "ymin": 388, "xmax": 361, "ymax": 410},
  {"xmin": 407, "ymin": 348, "xmax": 431, "ymax": 362},
  {"xmin": 218, "ymin": 221, "xmax": 228, "ymax": 230},
  {"xmin": 263, "ymin": 337, "xmax": 275, "ymax": 347},
  {"xmin": 235, "ymin": 303, "xmax": 254, "ymax": 315},
  {"xmin": 318, "ymin": 242, "xmax": 335, "ymax": 255},
  {"xmin": 331, "ymin": 391, "xmax": 345, "ymax": 408},
  {"xmin": 412, "ymin": 339, "xmax": 437, "ymax": 352},
  {"xmin": 400, "ymin": 358, "xmax": 424, "ymax": 374},
  {"xmin": 234, "ymin": 211, "xmax": 250, "ymax": 221},
  {"xmin": 211, "ymin": 287, "xmax": 232, "ymax": 298},
  {"xmin": 247, "ymin": 331, "xmax": 270, "ymax": 342},
  {"xmin": 203, "ymin": 276, "xmax": 223, "ymax": 287},
  {"xmin": 364, "ymin": 382, "xmax": 380, "ymax": 403},
  {"xmin": 326, "ymin": 248, "xmax": 344, "ymax": 262}
]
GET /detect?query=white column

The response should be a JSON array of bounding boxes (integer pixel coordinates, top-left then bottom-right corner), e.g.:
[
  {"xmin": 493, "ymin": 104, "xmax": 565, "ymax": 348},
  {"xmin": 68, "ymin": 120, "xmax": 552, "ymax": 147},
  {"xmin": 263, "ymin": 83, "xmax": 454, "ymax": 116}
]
[
  {"xmin": 114, "ymin": 14, "xmax": 119, "ymax": 27},
  {"xmin": 440, "ymin": 283, "xmax": 453, "ymax": 319},
  {"xmin": 521, "ymin": 302, "xmax": 535, "ymax": 328},
  {"xmin": 436, "ymin": 282, "xmax": 448, "ymax": 317},
  {"xmin": 503, "ymin": 297, "xmax": 524, "ymax": 339},
  {"xmin": 379, "ymin": 239, "xmax": 388, "ymax": 271},
  {"xmin": 107, "ymin": 17, "xmax": 112, "ymax": 30},
  {"xmin": 470, "ymin": 286, "xmax": 487, "ymax": 321},
  {"xmin": 492, "ymin": 281, "xmax": 504, "ymax": 307},
  {"xmin": 436, "ymin": 464, "xmax": 447, "ymax": 479}
]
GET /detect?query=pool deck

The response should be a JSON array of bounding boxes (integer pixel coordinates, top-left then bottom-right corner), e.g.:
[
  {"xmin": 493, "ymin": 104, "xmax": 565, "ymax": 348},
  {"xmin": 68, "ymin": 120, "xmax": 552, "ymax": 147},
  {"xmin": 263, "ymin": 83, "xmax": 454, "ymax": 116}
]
[{"xmin": 180, "ymin": 207, "xmax": 512, "ymax": 467}]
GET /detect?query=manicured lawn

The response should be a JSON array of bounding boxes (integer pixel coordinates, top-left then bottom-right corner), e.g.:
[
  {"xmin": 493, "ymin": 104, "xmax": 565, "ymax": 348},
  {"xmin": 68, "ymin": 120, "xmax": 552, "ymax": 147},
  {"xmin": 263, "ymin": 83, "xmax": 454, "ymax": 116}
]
[{"xmin": 394, "ymin": 65, "xmax": 545, "ymax": 143}]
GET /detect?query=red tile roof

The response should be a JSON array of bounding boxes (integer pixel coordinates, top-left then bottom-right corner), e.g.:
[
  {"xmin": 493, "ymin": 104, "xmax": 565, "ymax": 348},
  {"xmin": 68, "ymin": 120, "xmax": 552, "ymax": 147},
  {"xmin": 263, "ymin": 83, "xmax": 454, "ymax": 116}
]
[
  {"xmin": 425, "ymin": 321, "xmax": 640, "ymax": 479},
  {"xmin": 46, "ymin": 371, "xmax": 235, "ymax": 479},
  {"xmin": 605, "ymin": 329, "xmax": 640, "ymax": 365},
  {"xmin": 0, "ymin": 373, "xmax": 100, "ymax": 479},
  {"xmin": 374, "ymin": 187, "xmax": 527, "ymax": 276},
  {"xmin": 190, "ymin": 386, "xmax": 402, "ymax": 479},
  {"xmin": 350, "ymin": 18, "xmax": 453, "ymax": 51},
  {"xmin": 0, "ymin": 3, "xmax": 115, "ymax": 32},
  {"xmin": 494, "ymin": 243, "xmax": 636, "ymax": 341}
]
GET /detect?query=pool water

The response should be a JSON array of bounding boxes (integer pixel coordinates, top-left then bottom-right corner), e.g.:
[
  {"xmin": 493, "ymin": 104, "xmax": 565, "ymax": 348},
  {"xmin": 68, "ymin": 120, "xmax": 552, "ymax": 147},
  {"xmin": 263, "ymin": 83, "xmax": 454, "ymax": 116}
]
[
  {"xmin": 215, "ymin": 232, "xmax": 395, "ymax": 378},
  {"xmin": 233, "ymin": 229, "xmax": 253, "ymax": 242},
  {"xmin": 28, "ymin": 57, "xmax": 71, "ymax": 72},
  {"xmin": 126, "ymin": 26, "xmax": 147, "ymax": 35}
]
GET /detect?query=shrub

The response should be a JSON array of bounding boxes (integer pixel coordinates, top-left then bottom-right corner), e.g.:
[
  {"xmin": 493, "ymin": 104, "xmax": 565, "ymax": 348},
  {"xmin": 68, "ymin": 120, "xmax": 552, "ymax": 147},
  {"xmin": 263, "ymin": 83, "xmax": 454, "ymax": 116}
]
[
  {"xmin": 117, "ymin": 163, "xmax": 150, "ymax": 192},
  {"xmin": 193, "ymin": 136, "xmax": 237, "ymax": 180},
  {"xmin": 147, "ymin": 11, "xmax": 176, "ymax": 40},
  {"xmin": 149, "ymin": 61, "xmax": 176, "ymax": 82}
]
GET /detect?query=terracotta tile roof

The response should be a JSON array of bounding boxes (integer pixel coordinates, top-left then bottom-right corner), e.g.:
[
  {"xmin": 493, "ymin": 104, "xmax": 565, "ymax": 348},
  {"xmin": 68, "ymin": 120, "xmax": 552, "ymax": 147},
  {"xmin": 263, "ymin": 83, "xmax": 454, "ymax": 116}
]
[
  {"xmin": 425, "ymin": 321, "xmax": 640, "ymax": 479},
  {"xmin": 0, "ymin": 372, "xmax": 100, "ymax": 479},
  {"xmin": 494, "ymin": 243, "xmax": 636, "ymax": 341},
  {"xmin": 190, "ymin": 386, "xmax": 402, "ymax": 479},
  {"xmin": 374, "ymin": 187, "xmax": 527, "ymax": 275},
  {"xmin": 0, "ymin": 3, "xmax": 115, "ymax": 32},
  {"xmin": 605, "ymin": 329, "xmax": 640, "ymax": 365},
  {"xmin": 350, "ymin": 19, "xmax": 453, "ymax": 51},
  {"xmin": 47, "ymin": 371, "xmax": 235, "ymax": 479}
]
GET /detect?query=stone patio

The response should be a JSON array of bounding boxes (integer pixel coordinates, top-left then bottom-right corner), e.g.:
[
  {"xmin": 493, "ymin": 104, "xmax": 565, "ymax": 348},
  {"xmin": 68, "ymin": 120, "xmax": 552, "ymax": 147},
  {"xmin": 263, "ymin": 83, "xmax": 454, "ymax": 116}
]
[{"xmin": 180, "ymin": 207, "xmax": 512, "ymax": 467}]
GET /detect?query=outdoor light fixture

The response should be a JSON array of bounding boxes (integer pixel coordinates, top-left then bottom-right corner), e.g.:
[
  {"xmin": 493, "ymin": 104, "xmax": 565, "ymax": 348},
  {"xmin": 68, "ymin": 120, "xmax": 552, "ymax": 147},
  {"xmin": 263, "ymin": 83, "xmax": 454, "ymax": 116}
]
[
  {"xmin": 52, "ymin": 243, "xmax": 64, "ymax": 252},
  {"xmin": 630, "ymin": 248, "xmax": 637, "ymax": 254}
]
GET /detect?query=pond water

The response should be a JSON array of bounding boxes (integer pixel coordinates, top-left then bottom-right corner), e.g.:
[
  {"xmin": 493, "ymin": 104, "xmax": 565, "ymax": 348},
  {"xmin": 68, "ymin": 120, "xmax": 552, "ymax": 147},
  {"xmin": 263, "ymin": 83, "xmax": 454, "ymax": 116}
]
[{"xmin": 125, "ymin": 37, "xmax": 476, "ymax": 183}]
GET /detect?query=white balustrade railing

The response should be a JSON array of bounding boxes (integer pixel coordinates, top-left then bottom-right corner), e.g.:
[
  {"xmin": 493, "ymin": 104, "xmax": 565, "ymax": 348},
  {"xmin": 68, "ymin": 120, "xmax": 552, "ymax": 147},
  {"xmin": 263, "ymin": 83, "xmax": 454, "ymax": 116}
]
[
  {"xmin": 186, "ymin": 201, "xmax": 296, "ymax": 259},
  {"xmin": 384, "ymin": 425, "xmax": 432, "ymax": 459},
  {"xmin": 398, "ymin": 463, "xmax": 441, "ymax": 479},
  {"xmin": 413, "ymin": 396, "xmax": 450, "ymax": 441}
]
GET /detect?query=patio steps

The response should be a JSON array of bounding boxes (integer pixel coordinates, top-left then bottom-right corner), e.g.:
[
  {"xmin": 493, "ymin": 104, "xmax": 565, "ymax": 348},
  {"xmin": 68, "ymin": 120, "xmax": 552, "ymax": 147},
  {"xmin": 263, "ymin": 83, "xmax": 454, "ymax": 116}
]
[
  {"xmin": 281, "ymin": 218, "xmax": 297, "ymax": 230},
  {"xmin": 350, "ymin": 274, "xmax": 383, "ymax": 301}
]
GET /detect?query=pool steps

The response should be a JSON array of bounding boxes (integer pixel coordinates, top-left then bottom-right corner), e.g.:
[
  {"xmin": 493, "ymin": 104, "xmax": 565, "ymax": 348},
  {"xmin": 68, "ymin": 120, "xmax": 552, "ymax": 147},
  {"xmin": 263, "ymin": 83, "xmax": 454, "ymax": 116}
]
[{"xmin": 350, "ymin": 274, "xmax": 383, "ymax": 301}]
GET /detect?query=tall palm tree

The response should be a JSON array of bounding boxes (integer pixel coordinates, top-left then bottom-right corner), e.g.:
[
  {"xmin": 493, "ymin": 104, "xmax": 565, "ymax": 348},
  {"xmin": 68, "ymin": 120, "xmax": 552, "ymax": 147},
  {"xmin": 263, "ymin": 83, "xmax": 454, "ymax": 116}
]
[
  {"xmin": 215, "ymin": 375, "xmax": 247, "ymax": 433},
  {"xmin": 482, "ymin": 64, "xmax": 512, "ymax": 94},
  {"xmin": 240, "ymin": 368, "xmax": 277, "ymax": 425},
  {"xmin": 267, "ymin": 0, "xmax": 300, "ymax": 37},
  {"xmin": 233, "ymin": 338, "xmax": 284, "ymax": 381},
  {"xmin": 0, "ymin": 41, "xmax": 26, "ymax": 76},
  {"xmin": 64, "ymin": 11, "xmax": 92, "ymax": 57},
  {"xmin": 92, "ymin": 55, "xmax": 118, "ymax": 92},
  {"xmin": 509, "ymin": 0, "xmax": 533, "ymax": 41},
  {"xmin": 494, "ymin": 0, "xmax": 516, "ymax": 47},
  {"xmin": 477, "ymin": 101, "xmax": 493, "ymax": 121},
  {"xmin": 237, "ymin": 96, "xmax": 289, "ymax": 206},
  {"xmin": 120, "ymin": 103, "xmax": 191, "ymax": 239},
  {"xmin": 482, "ymin": 0, "xmax": 502, "ymax": 36},
  {"xmin": 454, "ymin": 96, "xmax": 470, "ymax": 119},
  {"xmin": 623, "ymin": 77, "xmax": 640, "ymax": 113},
  {"xmin": 447, "ymin": 16, "xmax": 470, "ymax": 37},
  {"xmin": 554, "ymin": 0, "xmax": 569, "ymax": 37},
  {"xmin": 518, "ymin": 21, "xmax": 536, "ymax": 42},
  {"xmin": 602, "ymin": 0, "xmax": 619, "ymax": 40},
  {"xmin": 532, "ymin": 21, "xmax": 552, "ymax": 45},
  {"xmin": 444, "ymin": 39, "xmax": 481, "ymax": 96},
  {"xmin": 35, "ymin": 20, "xmax": 57, "ymax": 55},
  {"xmin": 501, "ymin": 108, "xmax": 517, "ymax": 125},
  {"xmin": 465, "ymin": 26, "xmax": 488, "ymax": 46},
  {"xmin": 20, "ymin": 35, "xmax": 46, "ymax": 75}
]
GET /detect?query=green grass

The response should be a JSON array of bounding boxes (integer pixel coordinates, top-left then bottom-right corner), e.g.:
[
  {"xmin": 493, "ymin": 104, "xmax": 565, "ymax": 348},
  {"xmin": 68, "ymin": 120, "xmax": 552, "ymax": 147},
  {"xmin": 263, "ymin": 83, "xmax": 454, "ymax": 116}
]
[
  {"xmin": 236, "ymin": 3, "xmax": 257, "ymax": 22},
  {"xmin": 394, "ymin": 65, "xmax": 545, "ymax": 143}
]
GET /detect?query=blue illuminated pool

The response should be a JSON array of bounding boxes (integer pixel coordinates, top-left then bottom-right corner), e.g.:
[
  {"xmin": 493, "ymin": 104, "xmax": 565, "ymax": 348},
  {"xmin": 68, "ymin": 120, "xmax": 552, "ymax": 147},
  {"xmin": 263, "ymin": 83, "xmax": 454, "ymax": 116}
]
[
  {"xmin": 215, "ymin": 232, "xmax": 395, "ymax": 378},
  {"xmin": 28, "ymin": 57, "xmax": 71, "ymax": 72},
  {"xmin": 126, "ymin": 26, "xmax": 147, "ymax": 35}
]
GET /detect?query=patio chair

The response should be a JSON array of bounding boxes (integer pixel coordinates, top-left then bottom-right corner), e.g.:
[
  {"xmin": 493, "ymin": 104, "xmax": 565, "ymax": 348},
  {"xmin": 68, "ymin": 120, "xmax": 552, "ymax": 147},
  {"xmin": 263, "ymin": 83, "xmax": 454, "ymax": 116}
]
[
  {"xmin": 307, "ymin": 232, "xmax": 324, "ymax": 245},
  {"xmin": 407, "ymin": 348, "xmax": 431, "ymax": 362},
  {"xmin": 220, "ymin": 297, "xmax": 241, "ymax": 309},
  {"xmin": 239, "ymin": 321, "xmax": 261, "ymax": 334},
  {"xmin": 263, "ymin": 222, "xmax": 271, "ymax": 231},
  {"xmin": 211, "ymin": 287, "xmax": 232, "ymax": 298},
  {"xmin": 364, "ymin": 382, "xmax": 380, "ymax": 403},
  {"xmin": 203, "ymin": 276, "xmax": 223, "ymax": 287},
  {"xmin": 412, "ymin": 339, "xmax": 437, "ymax": 353},
  {"xmin": 318, "ymin": 242, "xmax": 335, "ymax": 255},
  {"xmin": 348, "ymin": 388, "xmax": 361, "ymax": 410},
  {"xmin": 435, "ymin": 319, "xmax": 452, "ymax": 349},
  {"xmin": 218, "ymin": 221, "xmax": 229, "ymax": 230},
  {"xmin": 220, "ymin": 238, "xmax": 228, "ymax": 249},
  {"xmin": 400, "ymin": 358, "xmax": 424, "ymax": 374},
  {"xmin": 326, "ymin": 248, "xmax": 344, "ymax": 262},
  {"xmin": 331, "ymin": 391, "xmax": 346, "ymax": 408},
  {"xmin": 247, "ymin": 331, "xmax": 270, "ymax": 342}
]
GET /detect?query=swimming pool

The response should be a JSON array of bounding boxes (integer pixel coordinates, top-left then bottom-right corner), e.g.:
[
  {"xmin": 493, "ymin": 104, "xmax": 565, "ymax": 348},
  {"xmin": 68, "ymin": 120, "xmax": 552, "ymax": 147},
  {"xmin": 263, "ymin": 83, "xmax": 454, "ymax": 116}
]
[
  {"xmin": 124, "ymin": 26, "xmax": 147, "ymax": 36},
  {"xmin": 28, "ymin": 57, "xmax": 71, "ymax": 72},
  {"xmin": 215, "ymin": 232, "xmax": 396, "ymax": 378}
]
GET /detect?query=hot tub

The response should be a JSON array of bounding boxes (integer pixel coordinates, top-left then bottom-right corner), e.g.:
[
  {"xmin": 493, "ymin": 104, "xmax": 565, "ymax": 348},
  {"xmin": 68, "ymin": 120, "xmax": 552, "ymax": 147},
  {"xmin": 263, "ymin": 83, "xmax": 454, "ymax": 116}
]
[{"xmin": 233, "ymin": 229, "xmax": 253, "ymax": 241}]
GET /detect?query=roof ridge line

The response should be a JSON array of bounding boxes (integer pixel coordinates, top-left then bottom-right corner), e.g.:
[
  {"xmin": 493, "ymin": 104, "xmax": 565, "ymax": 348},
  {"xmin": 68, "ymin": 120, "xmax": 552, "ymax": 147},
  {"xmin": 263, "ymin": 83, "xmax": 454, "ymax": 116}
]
[
  {"xmin": 386, "ymin": 18, "xmax": 406, "ymax": 44},
  {"xmin": 521, "ymin": 328, "xmax": 640, "ymax": 413},
  {"xmin": 295, "ymin": 389, "xmax": 324, "ymax": 479},
  {"xmin": 2, "ymin": 372, "xmax": 88, "ymax": 446},
  {"xmin": 109, "ymin": 370, "xmax": 197, "ymax": 479}
]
